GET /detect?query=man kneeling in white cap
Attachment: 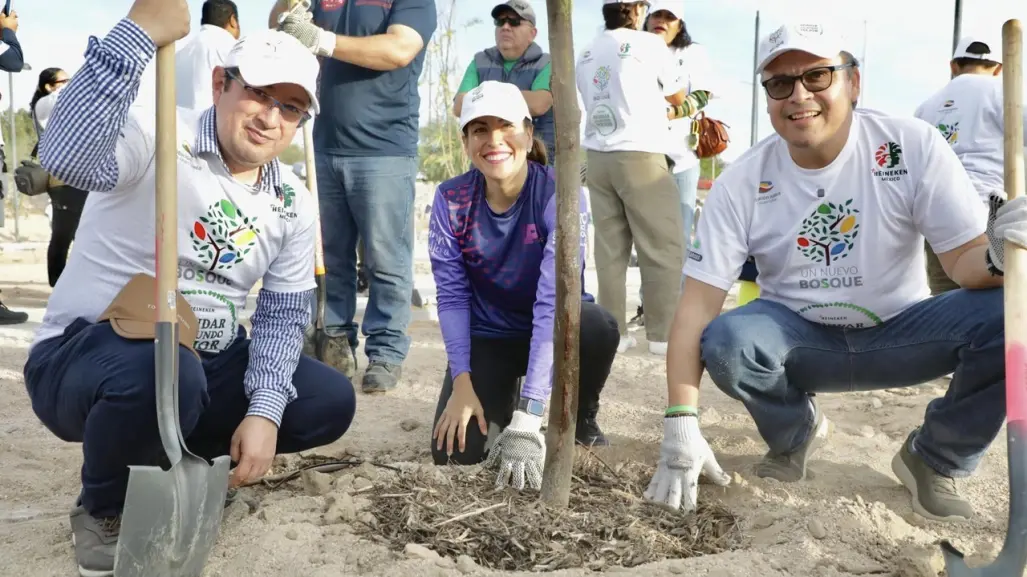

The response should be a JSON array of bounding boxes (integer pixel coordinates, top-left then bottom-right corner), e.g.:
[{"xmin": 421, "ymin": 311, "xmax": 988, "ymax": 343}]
[
  {"xmin": 643, "ymin": 20, "xmax": 1027, "ymax": 525},
  {"xmin": 26, "ymin": 1, "xmax": 356, "ymax": 575}
]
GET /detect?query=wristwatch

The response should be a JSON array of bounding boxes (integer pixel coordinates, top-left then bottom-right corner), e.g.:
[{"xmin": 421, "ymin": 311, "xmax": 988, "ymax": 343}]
[{"xmin": 517, "ymin": 397, "xmax": 546, "ymax": 417}]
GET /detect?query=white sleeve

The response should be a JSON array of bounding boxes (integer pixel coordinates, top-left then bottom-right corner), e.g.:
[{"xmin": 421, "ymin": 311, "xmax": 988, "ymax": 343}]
[
  {"xmin": 685, "ymin": 44, "xmax": 716, "ymax": 95},
  {"xmin": 33, "ymin": 92, "xmax": 59, "ymax": 132},
  {"xmin": 913, "ymin": 128, "xmax": 988, "ymax": 253},
  {"xmin": 655, "ymin": 41, "xmax": 685, "ymax": 97},
  {"xmin": 683, "ymin": 178, "xmax": 749, "ymax": 290},
  {"xmin": 262, "ymin": 177, "xmax": 318, "ymax": 293}
]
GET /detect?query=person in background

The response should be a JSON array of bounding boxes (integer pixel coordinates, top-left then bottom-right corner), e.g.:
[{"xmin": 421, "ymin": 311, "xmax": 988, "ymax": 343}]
[
  {"xmin": 0, "ymin": 7, "xmax": 27, "ymax": 325},
  {"xmin": 645, "ymin": 20, "xmax": 1017, "ymax": 524},
  {"xmin": 31, "ymin": 67, "xmax": 86, "ymax": 288},
  {"xmin": 452, "ymin": 0, "xmax": 554, "ymax": 164},
  {"xmin": 429, "ymin": 82, "xmax": 619, "ymax": 489},
  {"xmin": 273, "ymin": 0, "xmax": 438, "ymax": 393},
  {"xmin": 914, "ymin": 35, "xmax": 1027, "ymax": 295},
  {"xmin": 176, "ymin": 0, "xmax": 241, "ymax": 110},
  {"xmin": 576, "ymin": 0, "xmax": 687, "ymax": 358}
]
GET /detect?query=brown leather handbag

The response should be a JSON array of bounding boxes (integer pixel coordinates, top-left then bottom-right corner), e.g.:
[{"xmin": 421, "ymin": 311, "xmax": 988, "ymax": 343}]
[{"xmin": 692, "ymin": 112, "xmax": 730, "ymax": 159}]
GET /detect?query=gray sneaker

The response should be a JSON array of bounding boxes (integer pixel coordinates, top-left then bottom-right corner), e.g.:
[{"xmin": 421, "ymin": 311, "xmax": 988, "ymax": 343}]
[
  {"xmin": 891, "ymin": 429, "xmax": 974, "ymax": 521},
  {"xmin": 756, "ymin": 399, "xmax": 832, "ymax": 482},
  {"xmin": 70, "ymin": 504, "xmax": 119, "ymax": 577},
  {"xmin": 361, "ymin": 361, "xmax": 402, "ymax": 393}
]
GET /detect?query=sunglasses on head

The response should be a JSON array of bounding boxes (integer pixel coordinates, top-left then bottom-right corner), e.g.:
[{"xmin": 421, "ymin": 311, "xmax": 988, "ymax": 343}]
[
  {"xmin": 761, "ymin": 62, "xmax": 854, "ymax": 100},
  {"xmin": 495, "ymin": 15, "xmax": 523, "ymax": 27}
]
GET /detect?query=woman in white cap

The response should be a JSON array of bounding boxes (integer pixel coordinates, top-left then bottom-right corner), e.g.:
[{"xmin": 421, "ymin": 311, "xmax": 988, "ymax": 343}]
[
  {"xmin": 576, "ymin": 0, "xmax": 688, "ymax": 357},
  {"xmin": 428, "ymin": 80, "xmax": 620, "ymax": 491}
]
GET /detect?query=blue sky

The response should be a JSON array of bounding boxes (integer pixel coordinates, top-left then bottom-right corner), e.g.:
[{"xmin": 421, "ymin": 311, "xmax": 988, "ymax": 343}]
[{"xmin": 7, "ymin": 0, "xmax": 1027, "ymax": 161}]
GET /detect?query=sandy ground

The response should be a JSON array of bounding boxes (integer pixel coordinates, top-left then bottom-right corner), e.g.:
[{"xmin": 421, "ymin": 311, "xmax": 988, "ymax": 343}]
[{"xmin": 0, "ymin": 210, "xmax": 1020, "ymax": 577}]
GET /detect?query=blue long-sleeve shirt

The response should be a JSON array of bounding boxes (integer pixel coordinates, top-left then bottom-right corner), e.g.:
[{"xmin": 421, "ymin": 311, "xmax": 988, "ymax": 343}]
[
  {"xmin": 428, "ymin": 162, "xmax": 592, "ymax": 402},
  {"xmin": 35, "ymin": 18, "xmax": 315, "ymax": 427},
  {"xmin": 0, "ymin": 28, "xmax": 25, "ymax": 73}
]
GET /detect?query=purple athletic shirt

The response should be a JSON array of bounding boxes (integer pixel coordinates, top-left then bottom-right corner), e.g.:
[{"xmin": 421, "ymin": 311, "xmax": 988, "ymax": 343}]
[{"xmin": 428, "ymin": 161, "xmax": 592, "ymax": 402}]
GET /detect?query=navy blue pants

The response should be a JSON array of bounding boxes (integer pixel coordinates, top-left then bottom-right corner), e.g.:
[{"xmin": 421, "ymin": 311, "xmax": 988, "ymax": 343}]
[{"xmin": 23, "ymin": 319, "xmax": 356, "ymax": 518}]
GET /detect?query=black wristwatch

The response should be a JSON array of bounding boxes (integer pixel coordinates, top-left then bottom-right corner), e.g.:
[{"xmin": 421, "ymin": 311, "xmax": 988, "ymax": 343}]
[{"xmin": 517, "ymin": 397, "xmax": 546, "ymax": 417}]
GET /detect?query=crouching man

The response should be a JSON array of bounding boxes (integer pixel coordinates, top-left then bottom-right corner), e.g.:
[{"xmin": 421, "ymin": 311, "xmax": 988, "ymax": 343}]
[
  {"xmin": 23, "ymin": 1, "xmax": 355, "ymax": 575},
  {"xmin": 643, "ymin": 20, "xmax": 1025, "ymax": 524}
]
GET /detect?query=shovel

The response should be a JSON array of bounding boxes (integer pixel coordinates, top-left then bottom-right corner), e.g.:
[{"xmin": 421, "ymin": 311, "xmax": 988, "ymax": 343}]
[
  {"xmin": 302, "ymin": 119, "xmax": 331, "ymax": 361},
  {"xmin": 940, "ymin": 18, "xmax": 1027, "ymax": 577},
  {"xmin": 113, "ymin": 41, "xmax": 231, "ymax": 577}
]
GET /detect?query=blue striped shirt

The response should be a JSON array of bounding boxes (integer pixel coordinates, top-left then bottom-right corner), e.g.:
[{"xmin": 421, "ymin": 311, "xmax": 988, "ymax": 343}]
[{"xmin": 38, "ymin": 17, "xmax": 314, "ymax": 427}]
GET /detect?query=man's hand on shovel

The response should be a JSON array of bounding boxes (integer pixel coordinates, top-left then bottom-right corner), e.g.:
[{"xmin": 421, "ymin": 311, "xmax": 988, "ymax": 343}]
[
  {"xmin": 128, "ymin": 0, "xmax": 190, "ymax": 47},
  {"xmin": 229, "ymin": 416, "xmax": 280, "ymax": 487}
]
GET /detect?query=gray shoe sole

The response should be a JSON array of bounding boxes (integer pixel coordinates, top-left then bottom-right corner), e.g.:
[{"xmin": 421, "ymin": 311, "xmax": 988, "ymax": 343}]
[
  {"xmin": 71, "ymin": 534, "xmax": 114, "ymax": 577},
  {"xmin": 891, "ymin": 449, "xmax": 972, "ymax": 522}
]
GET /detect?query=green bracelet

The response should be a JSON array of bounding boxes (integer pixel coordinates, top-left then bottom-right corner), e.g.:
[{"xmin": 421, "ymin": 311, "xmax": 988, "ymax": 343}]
[{"xmin": 665, "ymin": 404, "xmax": 698, "ymax": 416}]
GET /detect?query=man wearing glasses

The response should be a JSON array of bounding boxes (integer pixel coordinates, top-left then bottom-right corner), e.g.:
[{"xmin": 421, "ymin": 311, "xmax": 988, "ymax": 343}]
[
  {"xmin": 452, "ymin": 0, "xmax": 554, "ymax": 164},
  {"xmin": 643, "ymin": 21, "xmax": 1025, "ymax": 525},
  {"xmin": 27, "ymin": 12, "xmax": 356, "ymax": 574}
]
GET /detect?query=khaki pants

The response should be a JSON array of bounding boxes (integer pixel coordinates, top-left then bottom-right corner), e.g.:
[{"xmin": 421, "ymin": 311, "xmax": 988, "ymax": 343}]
[
  {"xmin": 586, "ymin": 150, "xmax": 683, "ymax": 342},
  {"xmin": 925, "ymin": 242, "xmax": 959, "ymax": 295}
]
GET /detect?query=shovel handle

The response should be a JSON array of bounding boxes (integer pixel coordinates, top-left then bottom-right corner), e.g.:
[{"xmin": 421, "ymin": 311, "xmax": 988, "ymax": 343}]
[
  {"xmin": 155, "ymin": 43, "xmax": 178, "ymax": 324},
  {"xmin": 1003, "ymin": 20, "xmax": 1026, "ymax": 424}
]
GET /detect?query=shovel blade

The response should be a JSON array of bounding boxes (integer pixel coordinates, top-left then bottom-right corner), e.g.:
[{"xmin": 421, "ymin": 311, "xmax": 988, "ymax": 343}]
[{"xmin": 113, "ymin": 454, "xmax": 231, "ymax": 577}]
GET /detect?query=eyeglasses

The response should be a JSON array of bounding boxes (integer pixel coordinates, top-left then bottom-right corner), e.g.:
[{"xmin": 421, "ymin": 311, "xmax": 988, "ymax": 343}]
[
  {"xmin": 761, "ymin": 63, "xmax": 854, "ymax": 100},
  {"xmin": 225, "ymin": 69, "xmax": 312, "ymax": 126},
  {"xmin": 494, "ymin": 16, "xmax": 524, "ymax": 28}
]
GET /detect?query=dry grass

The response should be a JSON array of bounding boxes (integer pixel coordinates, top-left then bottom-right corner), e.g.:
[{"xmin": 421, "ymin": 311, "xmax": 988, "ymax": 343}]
[{"xmin": 357, "ymin": 452, "xmax": 742, "ymax": 572}]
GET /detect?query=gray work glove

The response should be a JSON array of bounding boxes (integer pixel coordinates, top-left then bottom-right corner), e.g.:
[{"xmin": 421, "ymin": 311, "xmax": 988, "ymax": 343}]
[
  {"xmin": 643, "ymin": 415, "xmax": 730, "ymax": 513},
  {"xmin": 483, "ymin": 411, "xmax": 546, "ymax": 491},
  {"xmin": 278, "ymin": 9, "xmax": 335, "ymax": 57},
  {"xmin": 986, "ymin": 192, "xmax": 1027, "ymax": 273}
]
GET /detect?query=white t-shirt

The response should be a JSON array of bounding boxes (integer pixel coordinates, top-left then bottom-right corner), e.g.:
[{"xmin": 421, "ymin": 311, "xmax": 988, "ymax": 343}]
[
  {"xmin": 914, "ymin": 73, "xmax": 1027, "ymax": 203},
  {"xmin": 576, "ymin": 28, "xmax": 685, "ymax": 155},
  {"xmin": 32, "ymin": 108, "xmax": 318, "ymax": 352},
  {"xmin": 175, "ymin": 25, "xmax": 237, "ymax": 111},
  {"xmin": 33, "ymin": 91, "xmax": 60, "ymax": 133},
  {"xmin": 685, "ymin": 109, "xmax": 987, "ymax": 328},
  {"xmin": 666, "ymin": 43, "xmax": 715, "ymax": 173}
]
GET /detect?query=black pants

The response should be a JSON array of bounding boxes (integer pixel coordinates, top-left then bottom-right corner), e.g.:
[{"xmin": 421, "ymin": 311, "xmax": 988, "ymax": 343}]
[
  {"xmin": 430, "ymin": 301, "xmax": 620, "ymax": 465},
  {"xmin": 47, "ymin": 185, "xmax": 88, "ymax": 287}
]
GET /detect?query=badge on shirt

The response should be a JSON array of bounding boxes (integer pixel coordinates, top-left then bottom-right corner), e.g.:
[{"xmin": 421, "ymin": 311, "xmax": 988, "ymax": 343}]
[{"xmin": 181, "ymin": 289, "xmax": 239, "ymax": 353}]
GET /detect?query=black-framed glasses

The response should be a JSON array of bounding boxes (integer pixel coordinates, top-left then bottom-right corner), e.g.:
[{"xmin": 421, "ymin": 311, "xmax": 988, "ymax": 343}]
[
  {"xmin": 494, "ymin": 15, "xmax": 523, "ymax": 28},
  {"xmin": 761, "ymin": 63, "xmax": 854, "ymax": 100},
  {"xmin": 225, "ymin": 69, "xmax": 312, "ymax": 126}
]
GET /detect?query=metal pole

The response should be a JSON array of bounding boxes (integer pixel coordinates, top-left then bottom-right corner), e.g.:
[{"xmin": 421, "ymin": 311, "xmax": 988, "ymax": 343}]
[
  {"xmin": 749, "ymin": 10, "xmax": 760, "ymax": 147},
  {"xmin": 8, "ymin": 71, "xmax": 17, "ymax": 241},
  {"xmin": 952, "ymin": 0, "xmax": 963, "ymax": 54}
]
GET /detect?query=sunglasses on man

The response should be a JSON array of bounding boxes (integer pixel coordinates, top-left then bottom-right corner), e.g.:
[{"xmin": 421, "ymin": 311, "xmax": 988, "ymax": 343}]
[
  {"xmin": 494, "ymin": 15, "xmax": 525, "ymax": 28},
  {"xmin": 761, "ymin": 62, "xmax": 855, "ymax": 100}
]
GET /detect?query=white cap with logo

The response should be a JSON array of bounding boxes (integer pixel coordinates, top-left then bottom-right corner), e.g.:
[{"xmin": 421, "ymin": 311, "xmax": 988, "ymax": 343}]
[
  {"xmin": 756, "ymin": 21, "xmax": 847, "ymax": 74},
  {"xmin": 952, "ymin": 36, "xmax": 1003, "ymax": 64},
  {"xmin": 458, "ymin": 81, "xmax": 531, "ymax": 130},
  {"xmin": 223, "ymin": 29, "xmax": 321, "ymax": 115},
  {"xmin": 649, "ymin": 0, "xmax": 685, "ymax": 20}
]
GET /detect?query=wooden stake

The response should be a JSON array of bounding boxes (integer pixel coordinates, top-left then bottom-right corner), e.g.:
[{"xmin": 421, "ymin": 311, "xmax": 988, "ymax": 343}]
[{"xmin": 540, "ymin": 0, "xmax": 582, "ymax": 508}]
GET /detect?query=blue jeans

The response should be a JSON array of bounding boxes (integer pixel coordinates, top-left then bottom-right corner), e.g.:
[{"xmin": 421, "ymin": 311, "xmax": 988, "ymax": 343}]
[
  {"xmin": 23, "ymin": 319, "xmax": 356, "ymax": 518},
  {"xmin": 315, "ymin": 154, "xmax": 417, "ymax": 365},
  {"xmin": 700, "ymin": 290, "xmax": 1005, "ymax": 478}
]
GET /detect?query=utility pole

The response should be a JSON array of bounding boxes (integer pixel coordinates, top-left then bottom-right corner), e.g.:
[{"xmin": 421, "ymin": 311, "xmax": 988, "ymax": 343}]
[
  {"xmin": 952, "ymin": 0, "xmax": 963, "ymax": 54},
  {"xmin": 749, "ymin": 10, "xmax": 760, "ymax": 147}
]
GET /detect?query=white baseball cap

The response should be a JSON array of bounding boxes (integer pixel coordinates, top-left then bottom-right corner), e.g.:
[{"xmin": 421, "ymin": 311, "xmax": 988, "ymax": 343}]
[
  {"xmin": 458, "ymin": 81, "xmax": 531, "ymax": 130},
  {"xmin": 649, "ymin": 0, "xmax": 684, "ymax": 20},
  {"xmin": 756, "ymin": 21, "xmax": 847, "ymax": 74},
  {"xmin": 223, "ymin": 29, "xmax": 321, "ymax": 115},
  {"xmin": 952, "ymin": 36, "xmax": 1003, "ymax": 64}
]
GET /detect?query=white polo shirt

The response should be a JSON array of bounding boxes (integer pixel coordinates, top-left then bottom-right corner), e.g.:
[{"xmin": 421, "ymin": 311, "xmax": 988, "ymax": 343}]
[
  {"xmin": 666, "ymin": 42, "xmax": 715, "ymax": 174},
  {"xmin": 914, "ymin": 73, "xmax": 1027, "ymax": 203},
  {"xmin": 34, "ymin": 107, "xmax": 318, "ymax": 352},
  {"xmin": 175, "ymin": 25, "xmax": 238, "ymax": 110},
  {"xmin": 686, "ymin": 109, "xmax": 987, "ymax": 328},
  {"xmin": 576, "ymin": 27, "xmax": 684, "ymax": 155}
]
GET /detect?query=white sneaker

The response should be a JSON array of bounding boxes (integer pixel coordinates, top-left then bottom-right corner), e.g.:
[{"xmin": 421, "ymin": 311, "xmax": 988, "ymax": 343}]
[
  {"xmin": 648, "ymin": 341, "xmax": 668, "ymax": 356},
  {"xmin": 617, "ymin": 335, "xmax": 636, "ymax": 353}
]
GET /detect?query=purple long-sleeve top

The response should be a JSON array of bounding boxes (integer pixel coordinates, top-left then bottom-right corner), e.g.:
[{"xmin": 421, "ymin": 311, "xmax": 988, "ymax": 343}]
[{"xmin": 428, "ymin": 161, "xmax": 592, "ymax": 402}]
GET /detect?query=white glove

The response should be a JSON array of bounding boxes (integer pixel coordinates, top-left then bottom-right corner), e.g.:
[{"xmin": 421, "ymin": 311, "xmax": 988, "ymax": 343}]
[
  {"xmin": 644, "ymin": 415, "xmax": 730, "ymax": 513},
  {"xmin": 278, "ymin": 10, "xmax": 335, "ymax": 57},
  {"xmin": 987, "ymin": 193, "xmax": 1027, "ymax": 273},
  {"xmin": 483, "ymin": 411, "xmax": 546, "ymax": 491}
]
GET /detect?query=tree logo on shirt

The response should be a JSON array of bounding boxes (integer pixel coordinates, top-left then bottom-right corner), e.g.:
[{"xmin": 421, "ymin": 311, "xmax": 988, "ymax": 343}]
[
  {"xmin": 874, "ymin": 141, "xmax": 902, "ymax": 169},
  {"xmin": 593, "ymin": 66, "xmax": 611, "ymax": 91},
  {"xmin": 618, "ymin": 43, "xmax": 631, "ymax": 58},
  {"xmin": 280, "ymin": 183, "xmax": 296, "ymax": 208},
  {"xmin": 795, "ymin": 200, "xmax": 860, "ymax": 266},
  {"xmin": 190, "ymin": 199, "xmax": 261, "ymax": 272},
  {"xmin": 936, "ymin": 122, "xmax": 959, "ymax": 144}
]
